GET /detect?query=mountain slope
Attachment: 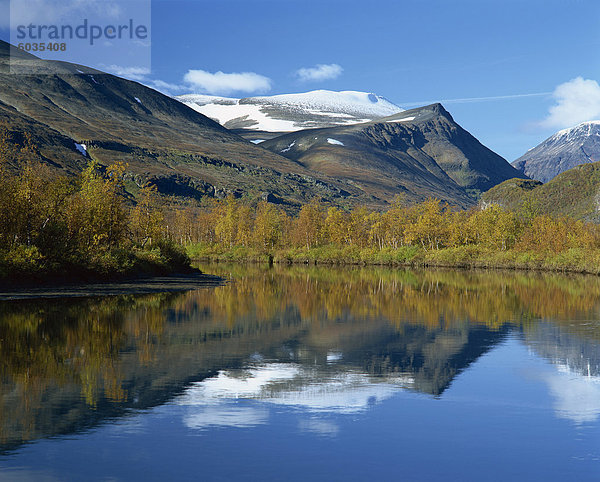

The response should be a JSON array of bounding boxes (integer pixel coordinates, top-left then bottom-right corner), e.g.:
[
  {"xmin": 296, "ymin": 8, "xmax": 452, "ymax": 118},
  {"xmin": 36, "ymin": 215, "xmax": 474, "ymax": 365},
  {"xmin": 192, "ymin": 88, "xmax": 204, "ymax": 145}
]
[
  {"xmin": 260, "ymin": 104, "xmax": 526, "ymax": 204},
  {"xmin": 0, "ymin": 41, "xmax": 368, "ymax": 205},
  {"xmin": 176, "ymin": 90, "xmax": 403, "ymax": 140},
  {"xmin": 481, "ymin": 162, "xmax": 600, "ymax": 222},
  {"xmin": 0, "ymin": 41, "xmax": 515, "ymax": 209},
  {"xmin": 513, "ymin": 121, "xmax": 600, "ymax": 182}
]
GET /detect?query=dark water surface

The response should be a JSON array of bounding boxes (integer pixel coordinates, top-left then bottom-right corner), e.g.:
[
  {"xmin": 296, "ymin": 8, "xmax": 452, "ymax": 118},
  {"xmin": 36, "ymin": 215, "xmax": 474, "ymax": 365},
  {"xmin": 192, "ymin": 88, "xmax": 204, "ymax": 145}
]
[{"xmin": 1, "ymin": 264, "xmax": 600, "ymax": 481}]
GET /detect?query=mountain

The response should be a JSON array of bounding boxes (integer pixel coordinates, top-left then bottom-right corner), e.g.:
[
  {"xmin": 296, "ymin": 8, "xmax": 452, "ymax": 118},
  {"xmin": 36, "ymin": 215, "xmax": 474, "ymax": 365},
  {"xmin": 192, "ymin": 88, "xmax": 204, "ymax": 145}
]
[
  {"xmin": 176, "ymin": 90, "xmax": 403, "ymax": 142},
  {"xmin": 481, "ymin": 162, "xmax": 600, "ymax": 222},
  {"xmin": 260, "ymin": 103, "xmax": 527, "ymax": 202},
  {"xmin": 513, "ymin": 121, "xmax": 600, "ymax": 182},
  {"xmin": 0, "ymin": 41, "xmax": 519, "ymax": 209},
  {"xmin": 0, "ymin": 41, "xmax": 377, "ymax": 206}
]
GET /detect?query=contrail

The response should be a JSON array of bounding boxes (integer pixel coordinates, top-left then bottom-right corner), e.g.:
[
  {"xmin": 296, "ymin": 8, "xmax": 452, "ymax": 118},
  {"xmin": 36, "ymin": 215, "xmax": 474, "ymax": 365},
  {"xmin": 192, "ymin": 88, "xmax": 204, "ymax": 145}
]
[{"xmin": 399, "ymin": 92, "xmax": 552, "ymax": 107}]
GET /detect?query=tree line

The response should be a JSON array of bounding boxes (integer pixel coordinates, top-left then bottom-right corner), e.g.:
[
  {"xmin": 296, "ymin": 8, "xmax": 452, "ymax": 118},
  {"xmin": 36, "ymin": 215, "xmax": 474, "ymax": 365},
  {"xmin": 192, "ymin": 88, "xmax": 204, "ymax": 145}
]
[
  {"xmin": 3, "ymin": 156, "xmax": 600, "ymax": 278},
  {"xmin": 167, "ymin": 195, "xmax": 600, "ymax": 256}
]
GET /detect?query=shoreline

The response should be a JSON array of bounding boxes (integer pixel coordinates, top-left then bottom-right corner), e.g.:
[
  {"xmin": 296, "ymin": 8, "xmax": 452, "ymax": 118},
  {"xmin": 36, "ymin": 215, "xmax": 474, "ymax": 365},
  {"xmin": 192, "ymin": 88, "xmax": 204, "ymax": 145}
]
[
  {"xmin": 188, "ymin": 245, "xmax": 600, "ymax": 276},
  {"xmin": 0, "ymin": 271, "xmax": 225, "ymax": 301}
]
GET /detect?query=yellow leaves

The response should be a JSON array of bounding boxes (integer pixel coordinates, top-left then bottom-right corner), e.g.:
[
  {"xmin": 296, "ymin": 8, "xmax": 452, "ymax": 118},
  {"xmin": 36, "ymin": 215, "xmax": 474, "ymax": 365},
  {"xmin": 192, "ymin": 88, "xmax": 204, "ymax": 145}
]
[
  {"xmin": 516, "ymin": 214, "xmax": 600, "ymax": 254},
  {"xmin": 177, "ymin": 194, "xmax": 600, "ymax": 259},
  {"xmin": 324, "ymin": 207, "xmax": 346, "ymax": 245},
  {"xmin": 253, "ymin": 201, "xmax": 284, "ymax": 251},
  {"xmin": 130, "ymin": 183, "xmax": 164, "ymax": 247},
  {"xmin": 292, "ymin": 201, "xmax": 325, "ymax": 249},
  {"xmin": 472, "ymin": 204, "xmax": 522, "ymax": 251},
  {"xmin": 214, "ymin": 195, "xmax": 242, "ymax": 248},
  {"xmin": 403, "ymin": 198, "xmax": 448, "ymax": 250},
  {"xmin": 71, "ymin": 160, "xmax": 129, "ymax": 253}
]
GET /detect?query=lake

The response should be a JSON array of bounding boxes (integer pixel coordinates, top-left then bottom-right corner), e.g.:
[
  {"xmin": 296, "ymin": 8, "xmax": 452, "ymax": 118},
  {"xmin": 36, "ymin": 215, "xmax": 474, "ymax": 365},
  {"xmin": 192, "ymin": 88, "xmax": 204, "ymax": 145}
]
[{"xmin": 1, "ymin": 264, "xmax": 600, "ymax": 481}]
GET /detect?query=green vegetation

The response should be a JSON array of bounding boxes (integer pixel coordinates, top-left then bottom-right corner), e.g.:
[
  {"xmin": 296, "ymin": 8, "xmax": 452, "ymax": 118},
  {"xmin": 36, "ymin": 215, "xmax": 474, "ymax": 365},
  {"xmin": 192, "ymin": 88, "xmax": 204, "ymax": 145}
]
[
  {"xmin": 482, "ymin": 162, "xmax": 600, "ymax": 222},
  {"xmin": 0, "ymin": 159, "xmax": 192, "ymax": 283},
  {"xmin": 182, "ymin": 196, "xmax": 600, "ymax": 274},
  {"xmin": 5, "ymin": 151, "xmax": 600, "ymax": 281}
]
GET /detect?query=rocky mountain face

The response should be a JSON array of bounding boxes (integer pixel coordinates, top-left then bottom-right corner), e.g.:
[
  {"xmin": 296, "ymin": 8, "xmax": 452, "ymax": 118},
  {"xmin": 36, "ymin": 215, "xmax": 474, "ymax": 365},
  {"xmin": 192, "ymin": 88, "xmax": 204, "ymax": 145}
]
[
  {"xmin": 260, "ymin": 103, "xmax": 526, "ymax": 204},
  {"xmin": 513, "ymin": 121, "xmax": 600, "ymax": 183}
]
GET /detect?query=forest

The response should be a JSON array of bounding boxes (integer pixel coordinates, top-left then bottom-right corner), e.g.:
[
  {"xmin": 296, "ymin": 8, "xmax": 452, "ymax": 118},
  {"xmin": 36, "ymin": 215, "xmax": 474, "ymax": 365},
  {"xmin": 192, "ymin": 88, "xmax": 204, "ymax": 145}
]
[
  {"xmin": 178, "ymin": 192, "xmax": 600, "ymax": 274},
  {"xmin": 3, "ymin": 158, "xmax": 600, "ymax": 280}
]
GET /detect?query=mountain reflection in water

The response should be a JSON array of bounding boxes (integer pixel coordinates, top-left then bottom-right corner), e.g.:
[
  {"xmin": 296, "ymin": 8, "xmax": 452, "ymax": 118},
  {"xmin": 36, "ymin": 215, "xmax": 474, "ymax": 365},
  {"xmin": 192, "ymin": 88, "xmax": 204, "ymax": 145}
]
[{"xmin": 1, "ymin": 264, "xmax": 600, "ymax": 453}]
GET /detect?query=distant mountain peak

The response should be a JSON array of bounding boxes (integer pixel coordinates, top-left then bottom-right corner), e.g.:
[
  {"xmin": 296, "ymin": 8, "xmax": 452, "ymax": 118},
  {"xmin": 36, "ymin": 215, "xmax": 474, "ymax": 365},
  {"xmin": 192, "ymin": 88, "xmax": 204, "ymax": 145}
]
[
  {"xmin": 175, "ymin": 89, "xmax": 403, "ymax": 133},
  {"xmin": 375, "ymin": 103, "xmax": 454, "ymax": 126},
  {"xmin": 244, "ymin": 89, "xmax": 400, "ymax": 114},
  {"xmin": 553, "ymin": 120, "xmax": 600, "ymax": 139},
  {"xmin": 513, "ymin": 121, "xmax": 600, "ymax": 182}
]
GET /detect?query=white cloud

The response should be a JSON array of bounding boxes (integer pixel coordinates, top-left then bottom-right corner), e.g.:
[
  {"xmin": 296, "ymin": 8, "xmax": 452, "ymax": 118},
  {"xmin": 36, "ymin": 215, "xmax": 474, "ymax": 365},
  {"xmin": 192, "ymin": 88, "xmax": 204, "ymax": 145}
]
[
  {"xmin": 175, "ymin": 363, "xmax": 410, "ymax": 415},
  {"xmin": 296, "ymin": 63, "xmax": 343, "ymax": 82},
  {"xmin": 104, "ymin": 65, "xmax": 150, "ymax": 81},
  {"xmin": 183, "ymin": 69, "xmax": 272, "ymax": 95},
  {"xmin": 183, "ymin": 406, "xmax": 269, "ymax": 430},
  {"xmin": 144, "ymin": 79, "xmax": 186, "ymax": 95},
  {"xmin": 71, "ymin": 60, "xmax": 271, "ymax": 97},
  {"xmin": 540, "ymin": 77, "xmax": 600, "ymax": 129},
  {"xmin": 298, "ymin": 418, "xmax": 340, "ymax": 437}
]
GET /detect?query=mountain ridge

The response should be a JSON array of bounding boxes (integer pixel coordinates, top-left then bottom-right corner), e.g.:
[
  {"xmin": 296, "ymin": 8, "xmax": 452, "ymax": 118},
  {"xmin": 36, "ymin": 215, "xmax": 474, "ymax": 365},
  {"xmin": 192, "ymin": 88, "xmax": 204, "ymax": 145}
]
[
  {"xmin": 260, "ymin": 103, "xmax": 527, "ymax": 201},
  {"xmin": 513, "ymin": 120, "xmax": 600, "ymax": 182},
  {"xmin": 0, "ymin": 40, "xmax": 523, "ymax": 209},
  {"xmin": 0, "ymin": 40, "xmax": 370, "ymax": 206}
]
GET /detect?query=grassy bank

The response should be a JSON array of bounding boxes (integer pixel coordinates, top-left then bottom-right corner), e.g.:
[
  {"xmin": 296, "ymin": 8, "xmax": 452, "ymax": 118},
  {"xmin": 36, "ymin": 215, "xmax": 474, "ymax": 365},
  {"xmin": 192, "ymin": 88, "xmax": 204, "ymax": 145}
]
[{"xmin": 187, "ymin": 243, "xmax": 600, "ymax": 275}]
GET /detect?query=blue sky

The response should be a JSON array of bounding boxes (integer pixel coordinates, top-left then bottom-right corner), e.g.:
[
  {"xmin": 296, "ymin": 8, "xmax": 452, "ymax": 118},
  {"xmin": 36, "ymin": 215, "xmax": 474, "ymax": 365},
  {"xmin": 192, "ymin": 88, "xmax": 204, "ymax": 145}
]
[{"xmin": 2, "ymin": 0, "xmax": 600, "ymax": 161}]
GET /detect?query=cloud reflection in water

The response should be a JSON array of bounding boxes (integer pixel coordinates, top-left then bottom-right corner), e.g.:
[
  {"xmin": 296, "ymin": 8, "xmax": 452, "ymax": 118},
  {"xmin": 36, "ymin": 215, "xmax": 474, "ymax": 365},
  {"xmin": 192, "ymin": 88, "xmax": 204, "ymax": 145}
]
[{"xmin": 177, "ymin": 361, "xmax": 415, "ymax": 432}]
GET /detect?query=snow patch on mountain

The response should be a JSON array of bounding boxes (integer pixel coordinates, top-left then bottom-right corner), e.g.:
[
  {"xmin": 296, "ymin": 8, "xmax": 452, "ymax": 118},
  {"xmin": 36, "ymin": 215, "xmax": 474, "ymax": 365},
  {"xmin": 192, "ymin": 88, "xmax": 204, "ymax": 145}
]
[
  {"xmin": 177, "ymin": 94, "xmax": 238, "ymax": 106},
  {"xmin": 74, "ymin": 142, "xmax": 87, "ymax": 157},
  {"xmin": 327, "ymin": 138, "xmax": 344, "ymax": 146},
  {"xmin": 175, "ymin": 90, "xmax": 403, "ymax": 133},
  {"xmin": 248, "ymin": 90, "xmax": 402, "ymax": 118},
  {"xmin": 553, "ymin": 120, "xmax": 600, "ymax": 140},
  {"xmin": 281, "ymin": 141, "xmax": 296, "ymax": 152},
  {"xmin": 387, "ymin": 116, "xmax": 415, "ymax": 123},
  {"xmin": 186, "ymin": 101, "xmax": 297, "ymax": 132}
]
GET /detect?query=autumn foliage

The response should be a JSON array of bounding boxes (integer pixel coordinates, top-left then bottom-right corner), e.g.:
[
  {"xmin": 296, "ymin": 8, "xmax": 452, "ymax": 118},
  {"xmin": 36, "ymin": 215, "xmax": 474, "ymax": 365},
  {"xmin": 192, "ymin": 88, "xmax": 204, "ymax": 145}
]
[
  {"xmin": 0, "ymin": 160, "xmax": 188, "ymax": 279},
  {"xmin": 174, "ymin": 195, "xmax": 600, "ymax": 260},
  {"xmin": 3, "ymin": 156, "xmax": 600, "ymax": 279}
]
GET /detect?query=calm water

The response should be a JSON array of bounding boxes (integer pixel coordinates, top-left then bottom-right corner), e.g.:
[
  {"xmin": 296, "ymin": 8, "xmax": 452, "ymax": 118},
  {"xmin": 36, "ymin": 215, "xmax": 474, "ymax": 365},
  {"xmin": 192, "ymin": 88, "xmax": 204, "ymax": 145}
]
[{"xmin": 1, "ymin": 264, "xmax": 600, "ymax": 481}]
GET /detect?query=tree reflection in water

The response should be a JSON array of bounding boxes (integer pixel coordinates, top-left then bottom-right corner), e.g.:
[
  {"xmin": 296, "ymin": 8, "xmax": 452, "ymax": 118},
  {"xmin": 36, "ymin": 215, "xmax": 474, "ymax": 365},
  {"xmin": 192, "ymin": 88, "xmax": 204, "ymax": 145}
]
[{"xmin": 1, "ymin": 264, "xmax": 600, "ymax": 451}]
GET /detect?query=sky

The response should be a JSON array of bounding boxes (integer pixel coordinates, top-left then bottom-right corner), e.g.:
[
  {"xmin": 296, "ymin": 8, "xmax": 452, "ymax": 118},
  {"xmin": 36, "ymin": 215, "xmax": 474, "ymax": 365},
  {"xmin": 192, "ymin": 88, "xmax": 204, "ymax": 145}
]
[{"xmin": 1, "ymin": 0, "xmax": 600, "ymax": 161}]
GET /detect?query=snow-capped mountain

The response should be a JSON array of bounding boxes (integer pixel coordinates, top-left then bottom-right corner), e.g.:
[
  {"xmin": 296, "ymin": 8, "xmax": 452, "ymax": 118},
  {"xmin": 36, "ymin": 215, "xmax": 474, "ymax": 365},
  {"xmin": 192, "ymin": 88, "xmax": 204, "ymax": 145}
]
[
  {"xmin": 513, "ymin": 120, "xmax": 600, "ymax": 182},
  {"xmin": 176, "ymin": 90, "xmax": 403, "ymax": 136}
]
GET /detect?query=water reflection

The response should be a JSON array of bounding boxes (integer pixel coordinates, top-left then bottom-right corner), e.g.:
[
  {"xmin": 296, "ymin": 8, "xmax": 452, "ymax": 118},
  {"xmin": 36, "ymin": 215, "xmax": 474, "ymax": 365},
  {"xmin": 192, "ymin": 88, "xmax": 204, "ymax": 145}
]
[
  {"xmin": 524, "ymin": 321, "xmax": 600, "ymax": 424},
  {"xmin": 1, "ymin": 265, "xmax": 600, "ymax": 453}
]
